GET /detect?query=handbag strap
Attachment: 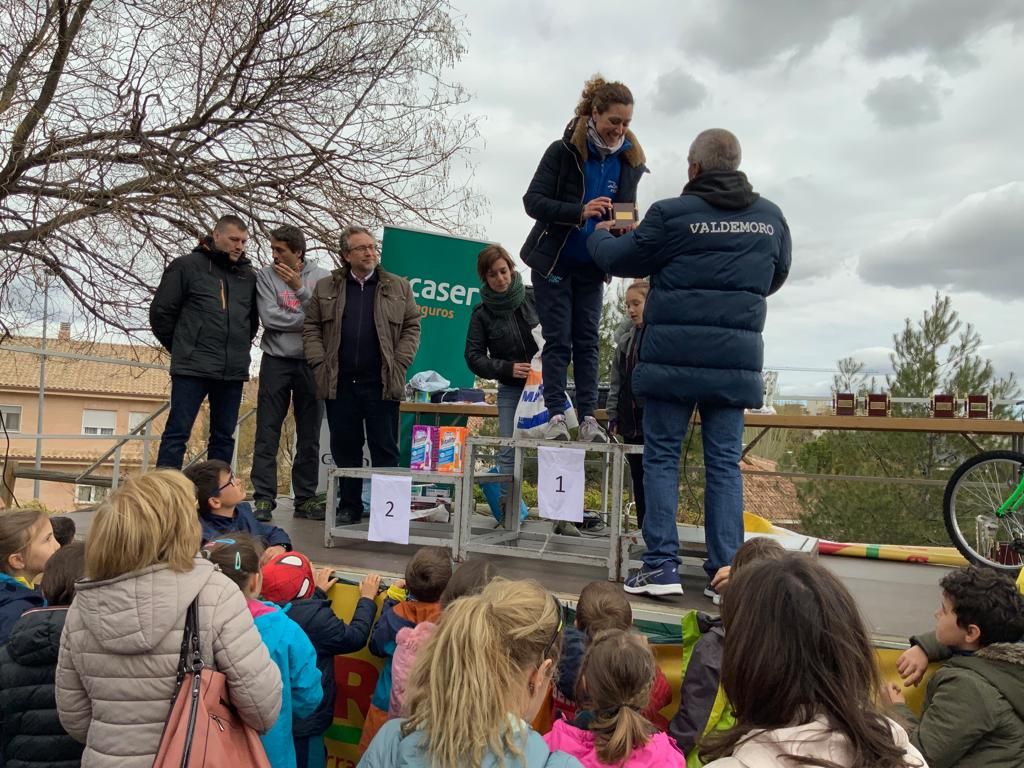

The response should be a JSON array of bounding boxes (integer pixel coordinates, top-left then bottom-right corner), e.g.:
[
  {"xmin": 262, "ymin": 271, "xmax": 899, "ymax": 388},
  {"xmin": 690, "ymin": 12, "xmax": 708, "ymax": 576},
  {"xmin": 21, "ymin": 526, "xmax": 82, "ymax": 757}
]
[{"xmin": 171, "ymin": 598, "xmax": 204, "ymax": 696}]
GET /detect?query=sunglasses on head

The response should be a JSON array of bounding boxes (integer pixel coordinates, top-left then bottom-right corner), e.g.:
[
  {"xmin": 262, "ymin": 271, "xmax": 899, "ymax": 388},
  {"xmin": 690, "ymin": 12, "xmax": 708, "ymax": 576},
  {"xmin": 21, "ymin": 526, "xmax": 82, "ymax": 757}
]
[{"xmin": 541, "ymin": 594, "xmax": 565, "ymax": 661}]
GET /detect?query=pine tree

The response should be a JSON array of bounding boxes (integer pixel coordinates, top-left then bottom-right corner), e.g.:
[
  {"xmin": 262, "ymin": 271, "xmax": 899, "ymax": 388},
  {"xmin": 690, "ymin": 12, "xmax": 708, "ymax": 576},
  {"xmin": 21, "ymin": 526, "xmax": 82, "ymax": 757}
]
[{"xmin": 787, "ymin": 293, "xmax": 1018, "ymax": 544}]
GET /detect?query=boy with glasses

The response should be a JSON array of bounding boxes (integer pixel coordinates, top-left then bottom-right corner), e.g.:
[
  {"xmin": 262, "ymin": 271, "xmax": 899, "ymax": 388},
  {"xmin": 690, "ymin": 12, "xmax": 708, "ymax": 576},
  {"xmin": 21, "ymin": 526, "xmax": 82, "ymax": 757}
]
[{"xmin": 184, "ymin": 459, "xmax": 292, "ymax": 560}]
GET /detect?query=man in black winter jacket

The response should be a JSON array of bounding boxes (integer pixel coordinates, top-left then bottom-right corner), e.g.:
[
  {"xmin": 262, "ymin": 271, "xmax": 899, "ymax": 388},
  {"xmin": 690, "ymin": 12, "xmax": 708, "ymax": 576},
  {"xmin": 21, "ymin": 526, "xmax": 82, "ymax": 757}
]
[{"xmin": 150, "ymin": 215, "xmax": 259, "ymax": 469}]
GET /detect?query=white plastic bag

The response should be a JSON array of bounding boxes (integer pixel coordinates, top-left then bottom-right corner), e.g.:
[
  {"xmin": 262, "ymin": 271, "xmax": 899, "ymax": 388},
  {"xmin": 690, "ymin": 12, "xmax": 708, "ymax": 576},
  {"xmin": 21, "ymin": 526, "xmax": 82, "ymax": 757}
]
[
  {"xmin": 408, "ymin": 370, "xmax": 450, "ymax": 393},
  {"xmin": 514, "ymin": 326, "xmax": 579, "ymax": 437}
]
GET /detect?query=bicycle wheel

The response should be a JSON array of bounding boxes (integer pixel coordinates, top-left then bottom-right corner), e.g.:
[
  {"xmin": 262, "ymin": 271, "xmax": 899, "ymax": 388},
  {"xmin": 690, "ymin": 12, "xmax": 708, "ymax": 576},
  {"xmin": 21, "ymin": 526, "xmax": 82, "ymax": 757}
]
[{"xmin": 943, "ymin": 450, "xmax": 1024, "ymax": 573}]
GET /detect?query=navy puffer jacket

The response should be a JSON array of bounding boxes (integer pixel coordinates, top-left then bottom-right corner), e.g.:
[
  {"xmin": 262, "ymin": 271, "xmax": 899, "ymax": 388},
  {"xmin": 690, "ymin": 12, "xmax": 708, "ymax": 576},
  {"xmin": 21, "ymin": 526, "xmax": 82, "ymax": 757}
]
[{"xmin": 588, "ymin": 171, "xmax": 791, "ymax": 408}]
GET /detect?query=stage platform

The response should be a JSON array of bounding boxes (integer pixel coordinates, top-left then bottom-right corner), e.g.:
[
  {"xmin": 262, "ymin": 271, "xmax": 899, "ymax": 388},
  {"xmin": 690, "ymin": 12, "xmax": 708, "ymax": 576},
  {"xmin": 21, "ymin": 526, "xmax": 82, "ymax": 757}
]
[{"xmin": 66, "ymin": 496, "xmax": 946, "ymax": 643}]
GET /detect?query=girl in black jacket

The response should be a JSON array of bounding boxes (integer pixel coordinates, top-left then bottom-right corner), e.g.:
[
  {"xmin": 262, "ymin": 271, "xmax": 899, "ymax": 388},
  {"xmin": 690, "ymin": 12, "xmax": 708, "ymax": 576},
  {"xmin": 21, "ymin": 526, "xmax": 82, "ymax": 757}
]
[
  {"xmin": 607, "ymin": 280, "xmax": 649, "ymax": 529},
  {"xmin": 464, "ymin": 245, "xmax": 538, "ymax": 521},
  {"xmin": 520, "ymin": 74, "xmax": 647, "ymax": 441},
  {"xmin": 0, "ymin": 542, "xmax": 86, "ymax": 768}
]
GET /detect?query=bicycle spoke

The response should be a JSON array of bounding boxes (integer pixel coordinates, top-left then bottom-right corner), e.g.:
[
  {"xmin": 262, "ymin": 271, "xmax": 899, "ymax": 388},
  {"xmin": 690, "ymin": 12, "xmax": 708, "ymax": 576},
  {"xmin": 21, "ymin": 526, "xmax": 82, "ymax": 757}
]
[{"xmin": 947, "ymin": 454, "xmax": 1024, "ymax": 571}]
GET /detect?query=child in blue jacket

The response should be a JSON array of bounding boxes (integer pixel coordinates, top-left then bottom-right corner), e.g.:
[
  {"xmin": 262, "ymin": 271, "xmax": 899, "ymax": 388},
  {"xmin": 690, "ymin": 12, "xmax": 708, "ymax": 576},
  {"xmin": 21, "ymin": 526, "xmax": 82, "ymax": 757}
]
[
  {"xmin": 185, "ymin": 460, "xmax": 292, "ymax": 554},
  {"xmin": 0, "ymin": 509, "xmax": 59, "ymax": 645},
  {"xmin": 204, "ymin": 535, "xmax": 322, "ymax": 768},
  {"xmin": 262, "ymin": 550, "xmax": 380, "ymax": 768}
]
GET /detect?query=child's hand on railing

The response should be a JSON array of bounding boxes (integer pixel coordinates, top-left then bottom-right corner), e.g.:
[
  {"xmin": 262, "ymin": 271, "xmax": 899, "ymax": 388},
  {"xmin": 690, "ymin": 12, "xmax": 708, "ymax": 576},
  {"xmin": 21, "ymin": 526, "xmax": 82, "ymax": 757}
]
[
  {"xmin": 896, "ymin": 645, "xmax": 930, "ymax": 687},
  {"xmin": 359, "ymin": 573, "xmax": 382, "ymax": 599},
  {"xmin": 313, "ymin": 567, "xmax": 339, "ymax": 594}
]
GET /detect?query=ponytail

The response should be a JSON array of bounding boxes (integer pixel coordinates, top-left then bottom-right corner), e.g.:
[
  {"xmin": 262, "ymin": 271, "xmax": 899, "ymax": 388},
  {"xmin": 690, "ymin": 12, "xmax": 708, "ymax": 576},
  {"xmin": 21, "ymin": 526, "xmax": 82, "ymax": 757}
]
[
  {"xmin": 590, "ymin": 706, "xmax": 653, "ymax": 766},
  {"xmin": 575, "ymin": 74, "xmax": 634, "ymax": 118},
  {"xmin": 576, "ymin": 630, "xmax": 656, "ymax": 765}
]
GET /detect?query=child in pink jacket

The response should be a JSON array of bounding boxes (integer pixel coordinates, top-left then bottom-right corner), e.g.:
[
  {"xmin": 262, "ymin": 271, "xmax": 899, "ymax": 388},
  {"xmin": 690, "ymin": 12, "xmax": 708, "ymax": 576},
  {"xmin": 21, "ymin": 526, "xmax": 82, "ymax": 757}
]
[
  {"xmin": 544, "ymin": 629, "xmax": 685, "ymax": 768},
  {"xmin": 388, "ymin": 559, "xmax": 499, "ymax": 717}
]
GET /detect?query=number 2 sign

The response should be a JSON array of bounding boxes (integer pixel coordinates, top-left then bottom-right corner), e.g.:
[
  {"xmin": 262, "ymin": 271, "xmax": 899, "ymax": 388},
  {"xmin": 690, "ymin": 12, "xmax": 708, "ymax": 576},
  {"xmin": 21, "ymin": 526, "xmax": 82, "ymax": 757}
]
[
  {"xmin": 368, "ymin": 474, "xmax": 412, "ymax": 544},
  {"xmin": 537, "ymin": 447, "xmax": 585, "ymax": 523}
]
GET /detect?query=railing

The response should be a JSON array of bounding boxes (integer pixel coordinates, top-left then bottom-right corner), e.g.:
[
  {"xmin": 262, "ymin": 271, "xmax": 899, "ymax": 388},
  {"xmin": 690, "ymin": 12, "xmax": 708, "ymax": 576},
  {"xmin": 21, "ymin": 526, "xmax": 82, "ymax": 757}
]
[{"xmin": 0, "ymin": 341, "xmax": 256, "ymax": 507}]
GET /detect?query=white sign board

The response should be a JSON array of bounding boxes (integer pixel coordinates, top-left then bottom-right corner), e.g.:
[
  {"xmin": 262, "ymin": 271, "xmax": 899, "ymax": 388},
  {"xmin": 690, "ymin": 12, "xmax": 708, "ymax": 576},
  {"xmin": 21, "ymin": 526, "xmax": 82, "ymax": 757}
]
[
  {"xmin": 537, "ymin": 447, "xmax": 585, "ymax": 523},
  {"xmin": 368, "ymin": 474, "xmax": 412, "ymax": 544}
]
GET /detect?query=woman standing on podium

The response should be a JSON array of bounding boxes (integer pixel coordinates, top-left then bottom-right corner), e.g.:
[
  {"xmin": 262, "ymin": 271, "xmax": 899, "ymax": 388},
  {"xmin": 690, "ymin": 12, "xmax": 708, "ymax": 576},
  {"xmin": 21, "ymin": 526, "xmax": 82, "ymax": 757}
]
[
  {"xmin": 520, "ymin": 74, "xmax": 648, "ymax": 442},
  {"xmin": 465, "ymin": 245, "xmax": 537, "ymax": 524}
]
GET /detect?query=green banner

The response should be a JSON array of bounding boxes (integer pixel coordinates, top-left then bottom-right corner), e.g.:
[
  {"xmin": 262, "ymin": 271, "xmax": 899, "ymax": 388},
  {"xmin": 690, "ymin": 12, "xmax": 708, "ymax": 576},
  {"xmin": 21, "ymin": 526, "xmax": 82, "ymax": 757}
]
[
  {"xmin": 381, "ymin": 225, "xmax": 491, "ymax": 388},
  {"xmin": 381, "ymin": 226, "xmax": 492, "ymax": 464}
]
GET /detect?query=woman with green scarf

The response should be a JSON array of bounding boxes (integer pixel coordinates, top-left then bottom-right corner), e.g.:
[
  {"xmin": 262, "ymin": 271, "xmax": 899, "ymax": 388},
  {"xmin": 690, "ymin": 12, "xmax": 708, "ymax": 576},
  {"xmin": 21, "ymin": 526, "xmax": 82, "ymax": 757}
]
[{"xmin": 464, "ymin": 245, "xmax": 539, "ymax": 522}]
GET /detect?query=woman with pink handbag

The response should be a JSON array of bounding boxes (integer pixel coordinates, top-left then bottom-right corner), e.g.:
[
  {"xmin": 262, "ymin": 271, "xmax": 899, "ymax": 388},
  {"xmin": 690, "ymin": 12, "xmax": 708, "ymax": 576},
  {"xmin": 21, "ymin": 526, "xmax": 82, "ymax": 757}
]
[{"xmin": 56, "ymin": 470, "xmax": 283, "ymax": 767}]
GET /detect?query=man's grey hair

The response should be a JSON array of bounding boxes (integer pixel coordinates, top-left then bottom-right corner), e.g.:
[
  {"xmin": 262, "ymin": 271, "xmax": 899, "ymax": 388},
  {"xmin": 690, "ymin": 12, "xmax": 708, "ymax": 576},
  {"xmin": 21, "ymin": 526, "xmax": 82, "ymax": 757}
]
[
  {"xmin": 688, "ymin": 129, "xmax": 742, "ymax": 172},
  {"xmin": 339, "ymin": 225, "xmax": 374, "ymax": 255}
]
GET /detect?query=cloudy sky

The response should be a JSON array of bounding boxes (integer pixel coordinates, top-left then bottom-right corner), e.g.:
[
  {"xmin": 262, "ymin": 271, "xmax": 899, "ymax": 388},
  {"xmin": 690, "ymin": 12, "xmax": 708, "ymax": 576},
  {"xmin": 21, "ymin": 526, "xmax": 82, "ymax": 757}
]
[{"xmin": 445, "ymin": 0, "xmax": 1024, "ymax": 397}]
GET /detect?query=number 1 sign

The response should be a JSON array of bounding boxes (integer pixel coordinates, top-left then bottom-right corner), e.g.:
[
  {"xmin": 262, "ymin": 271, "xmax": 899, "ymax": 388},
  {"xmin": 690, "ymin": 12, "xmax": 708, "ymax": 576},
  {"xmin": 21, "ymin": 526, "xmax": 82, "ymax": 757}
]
[
  {"xmin": 537, "ymin": 447, "xmax": 585, "ymax": 523},
  {"xmin": 368, "ymin": 474, "xmax": 412, "ymax": 544}
]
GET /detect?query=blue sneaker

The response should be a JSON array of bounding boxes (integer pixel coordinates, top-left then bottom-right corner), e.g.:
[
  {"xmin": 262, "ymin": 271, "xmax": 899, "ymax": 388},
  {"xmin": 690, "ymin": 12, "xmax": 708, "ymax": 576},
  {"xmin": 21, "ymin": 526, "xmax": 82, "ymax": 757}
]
[{"xmin": 623, "ymin": 565, "xmax": 683, "ymax": 596}]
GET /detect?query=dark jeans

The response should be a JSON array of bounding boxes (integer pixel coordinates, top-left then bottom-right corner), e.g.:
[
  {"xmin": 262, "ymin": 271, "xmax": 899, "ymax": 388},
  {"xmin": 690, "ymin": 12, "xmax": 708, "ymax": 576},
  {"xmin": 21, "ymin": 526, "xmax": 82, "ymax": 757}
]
[
  {"xmin": 625, "ymin": 436, "xmax": 646, "ymax": 529},
  {"xmin": 531, "ymin": 264, "xmax": 605, "ymax": 418},
  {"xmin": 323, "ymin": 379, "xmax": 400, "ymax": 513},
  {"xmin": 156, "ymin": 375, "xmax": 243, "ymax": 469},
  {"xmin": 643, "ymin": 398, "xmax": 745, "ymax": 579},
  {"xmin": 251, "ymin": 355, "xmax": 322, "ymax": 506}
]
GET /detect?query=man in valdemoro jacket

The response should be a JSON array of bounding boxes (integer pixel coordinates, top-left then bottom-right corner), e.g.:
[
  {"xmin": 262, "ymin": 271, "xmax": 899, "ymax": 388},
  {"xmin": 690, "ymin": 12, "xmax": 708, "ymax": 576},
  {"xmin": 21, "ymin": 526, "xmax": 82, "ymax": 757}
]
[
  {"xmin": 588, "ymin": 129, "xmax": 791, "ymax": 598},
  {"xmin": 303, "ymin": 226, "xmax": 421, "ymax": 525},
  {"xmin": 251, "ymin": 224, "xmax": 330, "ymax": 522},
  {"xmin": 150, "ymin": 214, "xmax": 259, "ymax": 469}
]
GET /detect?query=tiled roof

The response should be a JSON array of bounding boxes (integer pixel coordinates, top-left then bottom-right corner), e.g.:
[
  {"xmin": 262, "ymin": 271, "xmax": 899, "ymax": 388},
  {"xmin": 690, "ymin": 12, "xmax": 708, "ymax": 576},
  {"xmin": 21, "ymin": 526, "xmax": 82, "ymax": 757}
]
[
  {"xmin": 0, "ymin": 336, "xmax": 170, "ymax": 398},
  {"xmin": 6, "ymin": 449, "xmax": 148, "ymax": 465},
  {"xmin": 742, "ymin": 455, "xmax": 804, "ymax": 524}
]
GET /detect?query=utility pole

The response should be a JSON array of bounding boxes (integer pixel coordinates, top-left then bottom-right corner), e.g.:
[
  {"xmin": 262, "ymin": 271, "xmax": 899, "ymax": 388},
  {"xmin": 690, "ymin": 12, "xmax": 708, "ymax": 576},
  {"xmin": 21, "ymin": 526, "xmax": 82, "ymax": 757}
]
[{"xmin": 33, "ymin": 271, "xmax": 50, "ymax": 500}]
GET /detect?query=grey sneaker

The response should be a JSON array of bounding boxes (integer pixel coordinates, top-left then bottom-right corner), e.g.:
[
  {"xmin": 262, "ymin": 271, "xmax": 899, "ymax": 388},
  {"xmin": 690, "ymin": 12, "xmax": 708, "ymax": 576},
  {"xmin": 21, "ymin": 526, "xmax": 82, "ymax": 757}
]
[
  {"xmin": 542, "ymin": 414, "xmax": 570, "ymax": 441},
  {"xmin": 553, "ymin": 520, "xmax": 582, "ymax": 537},
  {"xmin": 253, "ymin": 499, "xmax": 274, "ymax": 522},
  {"xmin": 578, "ymin": 416, "xmax": 609, "ymax": 443}
]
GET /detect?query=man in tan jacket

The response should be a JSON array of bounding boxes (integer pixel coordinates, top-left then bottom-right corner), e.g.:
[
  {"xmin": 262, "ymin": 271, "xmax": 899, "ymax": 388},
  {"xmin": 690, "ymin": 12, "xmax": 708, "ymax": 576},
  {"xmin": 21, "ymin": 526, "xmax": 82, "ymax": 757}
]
[{"xmin": 303, "ymin": 226, "xmax": 421, "ymax": 525}]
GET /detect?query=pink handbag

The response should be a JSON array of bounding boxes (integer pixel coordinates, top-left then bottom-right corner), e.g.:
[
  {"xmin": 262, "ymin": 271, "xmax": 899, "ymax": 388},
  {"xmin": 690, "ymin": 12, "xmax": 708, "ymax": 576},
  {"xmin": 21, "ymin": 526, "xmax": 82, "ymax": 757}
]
[{"xmin": 152, "ymin": 598, "xmax": 271, "ymax": 768}]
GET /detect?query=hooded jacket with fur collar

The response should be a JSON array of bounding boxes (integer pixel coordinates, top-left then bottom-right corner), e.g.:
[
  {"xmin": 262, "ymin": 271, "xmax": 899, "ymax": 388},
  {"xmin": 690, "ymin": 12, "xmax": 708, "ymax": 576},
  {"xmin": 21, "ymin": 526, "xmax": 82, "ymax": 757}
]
[
  {"xmin": 56, "ymin": 558, "xmax": 282, "ymax": 768},
  {"xmin": 521, "ymin": 117, "xmax": 648, "ymax": 277},
  {"xmin": 896, "ymin": 641, "xmax": 1024, "ymax": 768}
]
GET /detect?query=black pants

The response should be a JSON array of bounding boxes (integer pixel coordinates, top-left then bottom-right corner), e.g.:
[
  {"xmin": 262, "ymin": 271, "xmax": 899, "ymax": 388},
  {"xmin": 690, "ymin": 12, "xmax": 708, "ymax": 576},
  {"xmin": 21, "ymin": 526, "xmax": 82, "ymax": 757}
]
[
  {"xmin": 531, "ymin": 263, "xmax": 605, "ymax": 418},
  {"xmin": 156, "ymin": 375, "xmax": 243, "ymax": 469},
  {"xmin": 251, "ymin": 355, "xmax": 322, "ymax": 506},
  {"xmin": 626, "ymin": 437, "xmax": 646, "ymax": 529},
  {"xmin": 323, "ymin": 379, "xmax": 400, "ymax": 513}
]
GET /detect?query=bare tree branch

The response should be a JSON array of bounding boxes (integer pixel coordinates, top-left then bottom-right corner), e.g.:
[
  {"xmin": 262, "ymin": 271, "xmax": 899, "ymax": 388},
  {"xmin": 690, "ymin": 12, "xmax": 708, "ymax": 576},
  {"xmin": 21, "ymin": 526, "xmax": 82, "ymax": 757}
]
[{"xmin": 0, "ymin": 0, "xmax": 482, "ymax": 343}]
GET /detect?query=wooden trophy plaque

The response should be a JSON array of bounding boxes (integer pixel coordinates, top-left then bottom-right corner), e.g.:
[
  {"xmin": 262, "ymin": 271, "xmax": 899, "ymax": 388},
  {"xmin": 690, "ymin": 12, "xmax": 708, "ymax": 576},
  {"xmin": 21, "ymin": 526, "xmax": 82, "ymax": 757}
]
[
  {"xmin": 610, "ymin": 203, "xmax": 638, "ymax": 233},
  {"xmin": 833, "ymin": 393, "xmax": 857, "ymax": 416},
  {"xmin": 967, "ymin": 394, "xmax": 992, "ymax": 419},
  {"xmin": 931, "ymin": 394, "xmax": 957, "ymax": 418},
  {"xmin": 866, "ymin": 393, "xmax": 891, "ymax": 417}
]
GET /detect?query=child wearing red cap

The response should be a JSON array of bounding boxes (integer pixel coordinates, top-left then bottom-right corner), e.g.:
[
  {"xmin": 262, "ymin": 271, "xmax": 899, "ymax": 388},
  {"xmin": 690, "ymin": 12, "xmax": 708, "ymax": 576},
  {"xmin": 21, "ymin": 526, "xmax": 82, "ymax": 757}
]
[{"xmin": 262, "ymin": 550, "xmax": 381, "ymax": 768}]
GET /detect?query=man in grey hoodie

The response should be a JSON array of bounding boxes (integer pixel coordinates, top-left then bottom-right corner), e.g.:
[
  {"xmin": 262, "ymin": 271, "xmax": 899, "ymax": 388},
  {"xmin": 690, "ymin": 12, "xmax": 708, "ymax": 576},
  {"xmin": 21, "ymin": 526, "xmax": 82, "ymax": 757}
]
[{"xmin": 251, "ymin": 225, "xmax": 331, "ymax": 521}]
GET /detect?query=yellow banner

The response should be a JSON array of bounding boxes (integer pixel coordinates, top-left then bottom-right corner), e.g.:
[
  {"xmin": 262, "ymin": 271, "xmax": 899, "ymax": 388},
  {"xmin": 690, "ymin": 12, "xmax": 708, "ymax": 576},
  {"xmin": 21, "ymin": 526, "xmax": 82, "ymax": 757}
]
[{"xmin": 321, "ymin": 582, "xmax": 932, "ymax": 764}]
